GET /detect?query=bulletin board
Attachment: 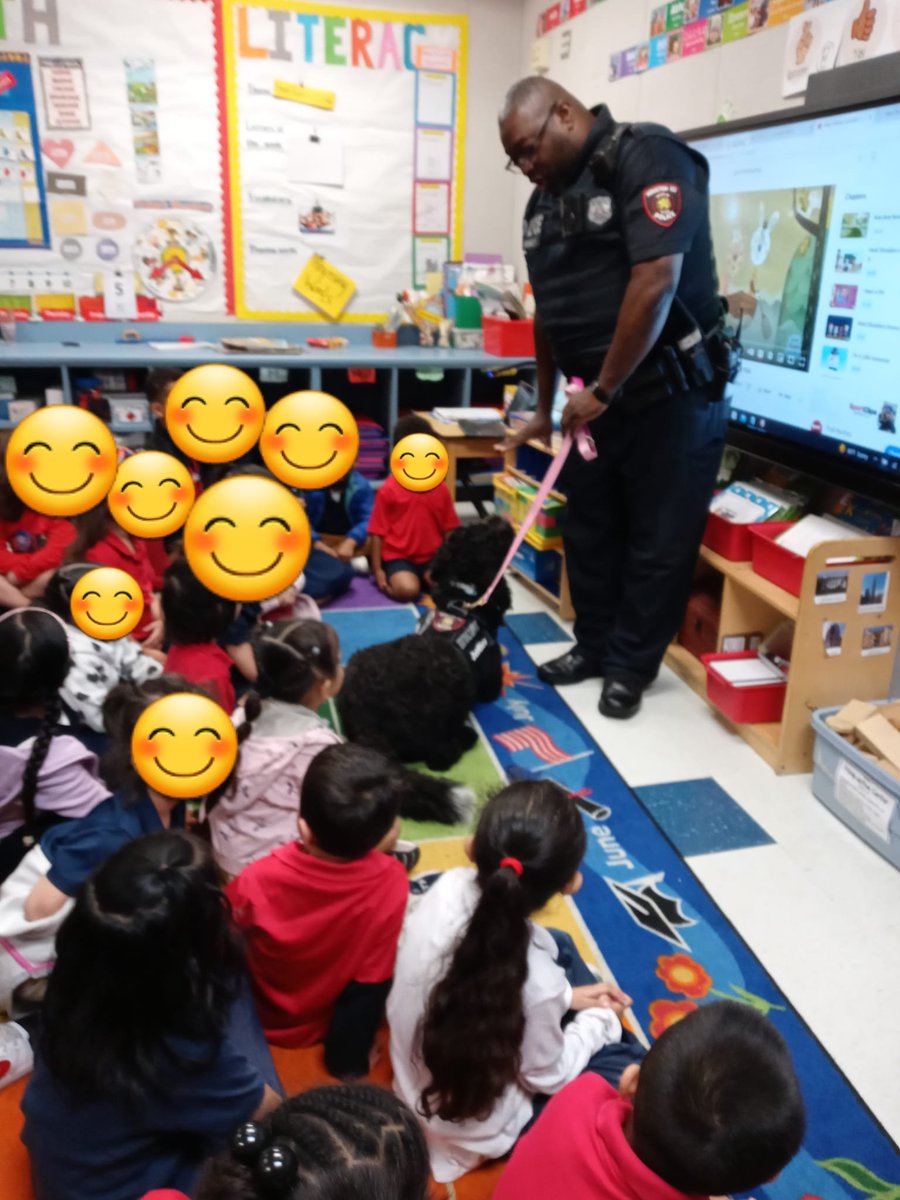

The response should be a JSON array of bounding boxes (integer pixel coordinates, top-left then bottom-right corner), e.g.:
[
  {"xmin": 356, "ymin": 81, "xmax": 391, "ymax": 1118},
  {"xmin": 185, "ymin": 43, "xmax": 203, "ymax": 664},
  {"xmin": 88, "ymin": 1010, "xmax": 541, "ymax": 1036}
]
[
  {"xmin": 0, "ymin": 0, "xmax": 226, "ymax": 322},
  {"xmin": 220, "ymin": 0, "xmax": 467, "ymax": 322}
]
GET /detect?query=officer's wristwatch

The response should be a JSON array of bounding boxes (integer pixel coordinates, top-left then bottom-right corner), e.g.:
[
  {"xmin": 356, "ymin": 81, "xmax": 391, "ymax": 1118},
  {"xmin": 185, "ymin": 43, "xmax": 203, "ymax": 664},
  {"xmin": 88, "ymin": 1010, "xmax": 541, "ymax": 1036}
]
[{"xmin": 591, "ymin": 381, "xmax": 615, "ymax": 407}]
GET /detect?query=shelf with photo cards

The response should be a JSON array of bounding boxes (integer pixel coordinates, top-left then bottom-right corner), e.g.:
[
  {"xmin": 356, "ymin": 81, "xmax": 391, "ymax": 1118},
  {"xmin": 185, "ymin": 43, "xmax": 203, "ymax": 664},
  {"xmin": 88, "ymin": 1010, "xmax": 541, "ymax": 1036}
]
[{"xmin": 666, "ymin": 531, "xmax": 900, "ymax": 774}]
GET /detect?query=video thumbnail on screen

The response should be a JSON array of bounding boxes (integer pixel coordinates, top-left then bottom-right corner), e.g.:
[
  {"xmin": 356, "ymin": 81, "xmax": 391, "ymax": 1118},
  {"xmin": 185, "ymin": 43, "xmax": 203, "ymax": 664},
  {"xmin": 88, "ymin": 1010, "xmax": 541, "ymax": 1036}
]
[{"xmin": 710, "ymin": 185, "xmax": 834, "ymax": 371}]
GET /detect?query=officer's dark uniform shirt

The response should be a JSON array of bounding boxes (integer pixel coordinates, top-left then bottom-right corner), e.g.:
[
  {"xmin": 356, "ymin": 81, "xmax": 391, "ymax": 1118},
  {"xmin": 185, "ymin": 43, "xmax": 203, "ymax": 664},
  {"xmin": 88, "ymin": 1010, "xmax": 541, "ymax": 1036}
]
[{"xmin": 523, "ymin": 105, "xmax": 720, "ymax": 385}]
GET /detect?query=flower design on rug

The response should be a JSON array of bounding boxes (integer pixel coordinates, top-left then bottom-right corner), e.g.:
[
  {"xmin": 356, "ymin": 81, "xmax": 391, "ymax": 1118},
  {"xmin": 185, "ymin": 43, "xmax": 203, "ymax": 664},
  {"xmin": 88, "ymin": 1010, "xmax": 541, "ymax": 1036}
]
[
  {"xmin": 648, "ymin": 999, "xmax": 698, "ymax": 1039},
  {"xmin": 655, "ymin": 952, "xmax": 713, "ymax": 999}
]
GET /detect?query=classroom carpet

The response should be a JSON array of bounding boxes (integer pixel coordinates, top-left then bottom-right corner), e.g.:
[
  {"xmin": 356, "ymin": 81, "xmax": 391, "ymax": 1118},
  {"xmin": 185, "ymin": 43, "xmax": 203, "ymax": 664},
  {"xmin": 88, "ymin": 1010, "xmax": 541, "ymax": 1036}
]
[
  {"xmin": 321, "ymin": 602, "xmax": 900, "ymax": 1200},
  {"xmin": 3, "ymin": 604, "xmax": 897, "ymax": 1200}
]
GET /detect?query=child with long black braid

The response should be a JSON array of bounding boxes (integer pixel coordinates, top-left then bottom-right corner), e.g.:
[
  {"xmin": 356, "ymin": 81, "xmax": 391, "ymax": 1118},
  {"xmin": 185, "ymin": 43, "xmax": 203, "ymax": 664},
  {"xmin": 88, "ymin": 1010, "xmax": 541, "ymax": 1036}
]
[{"xmin": 0, "ymin": 608, "xmax": 110, "ymax": 881}]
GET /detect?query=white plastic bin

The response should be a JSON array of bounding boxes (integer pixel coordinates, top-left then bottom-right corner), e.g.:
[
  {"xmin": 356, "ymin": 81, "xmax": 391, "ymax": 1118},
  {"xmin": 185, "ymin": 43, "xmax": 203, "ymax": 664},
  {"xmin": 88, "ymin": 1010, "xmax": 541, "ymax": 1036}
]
[{"xmin": 811, "ymin": 702, "xmax": 900, "ymax": 871}]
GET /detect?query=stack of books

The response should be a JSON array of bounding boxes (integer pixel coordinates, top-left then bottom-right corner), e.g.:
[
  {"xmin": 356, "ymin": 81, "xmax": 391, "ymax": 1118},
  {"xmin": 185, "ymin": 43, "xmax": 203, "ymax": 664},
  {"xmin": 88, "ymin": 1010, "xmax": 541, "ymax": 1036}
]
[
  {"xmin": 356, "ymin": 416, "xmax": 388, "ymax": 481},
  {"xmin": 708, "ymin": 481, "xmax": 806, "ymax": 524}
]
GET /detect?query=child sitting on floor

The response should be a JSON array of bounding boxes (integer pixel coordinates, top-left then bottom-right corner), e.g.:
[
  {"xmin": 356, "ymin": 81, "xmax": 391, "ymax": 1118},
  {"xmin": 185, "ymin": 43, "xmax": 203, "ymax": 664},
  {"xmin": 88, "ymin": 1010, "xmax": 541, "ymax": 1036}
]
[
  {"xmin": 66, "ymin": 502, "xmax": 164, "ymax": 648},
  {"xmin": 209, "ymin": 618, "xmax": 342, "ymax": 877},
  {"xmin": 0, "ymin": 430, "xmax": 75, "ymax": 602},
  {"xmin": 0, "ymin": 608, "xmax": 110, "ymax": 881},
  {"xmin": 494, "ymin": 1000, "xmax": 806, "ymax": 1200},
  {"xmin": 369, "ymin": 415, "xmax": 460, "ymax": 603},
  {"xmin": 193, "ymin": 1084, "xmax": 429, "ymax": 1200},
  {"xmin": 162, "ymin": 555, "xmax": 239, "ymax": 713},
  {"xmin": 43, "ymin": 563, "xmax": 163, "ymax": 734},
  {"xmin": 388, "ymin": 779, "xmax": 635, "ymax": 1184},
  {"xmin": 304, "ymin": 464, "xmax": 375, "ymax": 569},
  {"xmin": 0, "ymin": 674, "xmax": 243, "ymax": 1019},
  {"xmin": 22, "ymin": 830, "xmax": 281, "ymax": 1200},
  {"xmin": 227, "ymin": 742, "xmax": 408, "ymax": 1079}
]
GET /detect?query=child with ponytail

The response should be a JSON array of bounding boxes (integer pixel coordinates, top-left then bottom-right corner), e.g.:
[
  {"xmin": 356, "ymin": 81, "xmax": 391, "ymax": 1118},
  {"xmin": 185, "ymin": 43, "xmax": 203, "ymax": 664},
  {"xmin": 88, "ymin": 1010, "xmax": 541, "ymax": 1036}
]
[
  {"xmin": 388, "ymin": 780, "xmax": 637, "ymax": 1183},
  {"xmin": 0, "ymin": 608, "xmax": 110, "ymax": 881}
]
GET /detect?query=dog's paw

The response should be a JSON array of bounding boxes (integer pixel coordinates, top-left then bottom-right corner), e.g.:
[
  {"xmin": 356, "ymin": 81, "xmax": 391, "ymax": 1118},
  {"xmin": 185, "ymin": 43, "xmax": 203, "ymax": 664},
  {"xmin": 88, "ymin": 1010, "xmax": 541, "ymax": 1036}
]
[{"xmin": 449, "ymin": 785, "xmax": 477, "ymax": 825}]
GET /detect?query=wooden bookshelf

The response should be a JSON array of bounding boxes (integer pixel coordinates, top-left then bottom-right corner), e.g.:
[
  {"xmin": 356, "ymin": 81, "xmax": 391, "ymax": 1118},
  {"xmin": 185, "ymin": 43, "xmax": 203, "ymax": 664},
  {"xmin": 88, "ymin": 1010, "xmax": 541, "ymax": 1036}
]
[{"xmin": 667, "ymin": 535, "xmax": 900, "ymax": 774}]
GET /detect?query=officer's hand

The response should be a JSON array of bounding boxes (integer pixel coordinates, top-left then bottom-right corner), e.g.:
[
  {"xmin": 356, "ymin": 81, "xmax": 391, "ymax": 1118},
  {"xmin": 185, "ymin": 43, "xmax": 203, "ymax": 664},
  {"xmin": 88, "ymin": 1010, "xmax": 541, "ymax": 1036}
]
[
  {"xmin": 561, "ymin": 386, "xmax": 608, "ymax": 436},
  {"xmin": 495, "ymin": 411, "xmax": 553, "ymax": 453}
]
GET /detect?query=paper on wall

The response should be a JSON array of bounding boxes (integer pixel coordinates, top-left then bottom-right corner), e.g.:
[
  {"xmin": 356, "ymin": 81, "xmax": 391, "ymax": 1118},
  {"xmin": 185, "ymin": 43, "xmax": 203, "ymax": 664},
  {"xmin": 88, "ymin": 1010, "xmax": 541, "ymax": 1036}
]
[
  {"xmin": 293, "ymin": 253, "xmax": 356, "ymax": 321},
  {"xmin": 782, "ymin": 0, "xmax": 850, "ymax": 96},
  {"xmin": 837, "ymin": 0, "xmax": 899, "ymax": 67},
  {"xmin": 39, "ymin": 58, "xmax": 90, "ymax": 130},
  {"xmin": 416, "ymin": 72, "xmax": 454, "ymax": 127},
  {"xmin": 287, "ymin": 132, "xmax": 344, "ymax": 187},
  {"xmin": 415, "ymin": 127, "xmax": 452, "ymax": 181},
  {"xmin": 103, "ymin": 270, "xmax": 137, "ymax": 319},
  {"xmin": 414, "ymin": 235, "xmax": 449, "ymax": 289},
  {"xmin": 414, "ymin": 181, "xmax": 450, "ymax": 235}
]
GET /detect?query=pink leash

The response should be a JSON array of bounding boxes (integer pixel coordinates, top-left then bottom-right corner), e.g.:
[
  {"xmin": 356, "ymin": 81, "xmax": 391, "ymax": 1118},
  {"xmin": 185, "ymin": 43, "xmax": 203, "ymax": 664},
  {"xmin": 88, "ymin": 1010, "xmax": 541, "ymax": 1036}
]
[{"xmin": 474, "ymin": 384, "xmax": 596, "ymax": 609}]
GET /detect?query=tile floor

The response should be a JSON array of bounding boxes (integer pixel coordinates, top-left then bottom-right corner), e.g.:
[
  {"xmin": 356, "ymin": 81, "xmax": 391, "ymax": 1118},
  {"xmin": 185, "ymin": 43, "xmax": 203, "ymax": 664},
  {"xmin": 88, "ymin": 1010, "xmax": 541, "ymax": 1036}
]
[{"xmin": 505, "ymin": 573, "xmax": 900, "ymax": 1144}]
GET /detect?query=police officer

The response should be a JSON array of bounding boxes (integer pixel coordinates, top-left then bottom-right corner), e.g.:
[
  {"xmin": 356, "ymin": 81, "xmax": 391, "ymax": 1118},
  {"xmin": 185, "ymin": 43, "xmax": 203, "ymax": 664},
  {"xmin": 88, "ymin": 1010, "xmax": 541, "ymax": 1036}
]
[{"xmin": 499, "ymin": 77, "xmax": 727, "ymax": 720}]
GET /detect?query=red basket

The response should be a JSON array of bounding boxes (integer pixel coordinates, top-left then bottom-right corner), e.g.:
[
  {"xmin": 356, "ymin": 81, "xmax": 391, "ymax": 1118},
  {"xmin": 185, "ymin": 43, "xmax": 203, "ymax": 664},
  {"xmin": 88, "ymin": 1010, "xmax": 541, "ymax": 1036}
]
[
  {"xmin": 701, "ymin": 651, "xmax": 787, "ymax": 724},
  {"xmin": 482, "ymin": 317, "xmax": 535, "ymax": 358},
  {"xmin": 702, "ymin": 511, "xmax": 753, "ymax": 561},
  {"xmin": 748, "ymin": 522, "xmax": 802, "ymax": 596}
]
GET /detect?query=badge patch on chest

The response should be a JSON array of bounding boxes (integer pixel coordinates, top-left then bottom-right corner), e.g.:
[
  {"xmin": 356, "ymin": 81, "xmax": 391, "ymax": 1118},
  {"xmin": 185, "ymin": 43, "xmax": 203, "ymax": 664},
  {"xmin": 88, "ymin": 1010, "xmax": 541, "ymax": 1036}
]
[
  {"xmin": 523, "ymin": 212, "xmax": 544, "ymax": 249},
  {"xmin": 642, "ymin": 183, "xmax": 682, "ymax": 226},
  {"xmin": 587, "ymin": 195, "xmax": 613, "ymax": 227}
]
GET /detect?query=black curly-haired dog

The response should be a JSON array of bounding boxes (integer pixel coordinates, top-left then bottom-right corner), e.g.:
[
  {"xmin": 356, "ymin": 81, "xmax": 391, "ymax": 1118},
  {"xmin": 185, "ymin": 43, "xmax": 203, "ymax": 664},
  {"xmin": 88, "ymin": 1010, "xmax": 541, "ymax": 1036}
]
[{"xmin": 338, "ymin": 517, "xmax": 515, "ymax": 771}]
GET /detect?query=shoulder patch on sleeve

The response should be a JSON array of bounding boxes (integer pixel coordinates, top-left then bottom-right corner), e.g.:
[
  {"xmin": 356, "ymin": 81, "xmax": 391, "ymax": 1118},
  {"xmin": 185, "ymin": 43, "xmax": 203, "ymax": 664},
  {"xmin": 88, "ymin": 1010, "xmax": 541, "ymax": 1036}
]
[{"xmin": 642, "ymin": 183, "xmax": 682, "ymax": 227}]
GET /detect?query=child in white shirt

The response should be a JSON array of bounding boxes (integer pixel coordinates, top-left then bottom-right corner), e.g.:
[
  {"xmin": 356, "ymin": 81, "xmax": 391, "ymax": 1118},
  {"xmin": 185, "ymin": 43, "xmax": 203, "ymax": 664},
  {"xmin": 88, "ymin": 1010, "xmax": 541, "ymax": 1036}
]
[{"xmin": 388, "ymin": 779, "xmax": 634, "ymax": 1184}]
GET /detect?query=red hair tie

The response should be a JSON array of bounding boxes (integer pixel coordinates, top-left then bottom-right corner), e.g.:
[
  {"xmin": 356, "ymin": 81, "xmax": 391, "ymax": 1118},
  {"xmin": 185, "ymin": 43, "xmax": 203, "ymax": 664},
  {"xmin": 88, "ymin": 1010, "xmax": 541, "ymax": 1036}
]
[{"xmin": 499, "ymin": 857, "xmax": 524, "ymax": 877}]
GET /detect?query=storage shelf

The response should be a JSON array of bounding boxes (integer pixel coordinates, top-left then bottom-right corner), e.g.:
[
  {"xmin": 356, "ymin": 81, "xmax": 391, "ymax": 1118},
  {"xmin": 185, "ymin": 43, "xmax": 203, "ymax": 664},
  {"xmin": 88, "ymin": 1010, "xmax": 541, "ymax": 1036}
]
[
  {"xmin": 664, "ymin": 642, "xmax": 785, "ymax": 773},
  {"xmin": 670, "ymin": 532, "xmax": 900, "ymax": 775},
  {"xmin": 698, "ymin": 545, "xmax": 799, "ymax": 619},
  {"xmin": 508, "ymin": 566, "xmax": 566, "ymax": 614}
]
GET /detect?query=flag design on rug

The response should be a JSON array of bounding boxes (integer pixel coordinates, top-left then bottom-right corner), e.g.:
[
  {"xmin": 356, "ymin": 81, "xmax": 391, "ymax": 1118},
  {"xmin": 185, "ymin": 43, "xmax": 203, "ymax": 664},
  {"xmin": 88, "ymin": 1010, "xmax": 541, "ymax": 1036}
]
[{"xmin": 494, "ymin": 724, "xmax": 573, "ymax": 765}]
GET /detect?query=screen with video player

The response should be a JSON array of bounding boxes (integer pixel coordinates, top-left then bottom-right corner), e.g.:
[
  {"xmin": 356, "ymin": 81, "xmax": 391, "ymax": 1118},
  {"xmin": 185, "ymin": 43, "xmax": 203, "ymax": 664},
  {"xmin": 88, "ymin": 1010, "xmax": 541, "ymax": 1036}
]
[{"xmin": 689, "ymin": 96, "xmax": 900, "ymax": 486}]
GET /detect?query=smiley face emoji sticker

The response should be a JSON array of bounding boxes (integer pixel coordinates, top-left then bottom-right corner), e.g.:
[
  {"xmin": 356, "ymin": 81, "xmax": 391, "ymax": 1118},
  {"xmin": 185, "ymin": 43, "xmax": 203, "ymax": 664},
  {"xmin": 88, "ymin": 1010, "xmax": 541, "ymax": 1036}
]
[
  {"xmin": 184, "ymin": 474, "xmax": 311, "ymax": 603},
  {"xmin": 107, "ymin": 451, "xmax": 195, "ymax": 539},
  {"xmin": 390, "ymin": 433, "xmax": 449, "ymax": 493},
  {"xmin": 6, "ymin": 407, "xmax": 118, "ymax": 517},
  {"xmin": 70, "ymin": 566, "xmax": 144, "ymax": 641},
  {"xmin": 131, "ymin": 693, "xmax": 238, "ymax": 799},
  {"xmin": 165, "ymin": 364, "xmax": 266, "ymax": 464},
  {"xmin": 260, "ymin": 391, "xmax": 359, "ymax": 490}
]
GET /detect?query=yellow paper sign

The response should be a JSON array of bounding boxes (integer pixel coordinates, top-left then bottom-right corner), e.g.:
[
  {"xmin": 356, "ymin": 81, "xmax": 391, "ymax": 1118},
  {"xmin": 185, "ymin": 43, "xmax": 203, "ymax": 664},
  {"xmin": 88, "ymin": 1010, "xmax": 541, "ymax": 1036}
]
[
  {"xmin": 273, "ymin": 80, "xmax": 336, "ymax": 110},
  {"xmin": 293, "ymin": 254, "xmax": 356, "ymax": 321}
]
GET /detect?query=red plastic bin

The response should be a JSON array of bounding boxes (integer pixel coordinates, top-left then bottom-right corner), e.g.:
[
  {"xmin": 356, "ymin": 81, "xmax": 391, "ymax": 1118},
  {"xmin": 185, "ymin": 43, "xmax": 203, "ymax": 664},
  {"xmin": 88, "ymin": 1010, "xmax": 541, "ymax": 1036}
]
[
  {"xmin": 482, "ymin": 317, "xmax": 535, "ymax": 358},
  {"xmin": 701, "ymin": 651, "xmax": 787, "ymax": 725},
  {"xmin": 702, "ymin": 511, "xmax": 753, "ymax": 561},
  {"xmin": 747, "ymin": 521, "xmax": 802, "ymax": 597}
]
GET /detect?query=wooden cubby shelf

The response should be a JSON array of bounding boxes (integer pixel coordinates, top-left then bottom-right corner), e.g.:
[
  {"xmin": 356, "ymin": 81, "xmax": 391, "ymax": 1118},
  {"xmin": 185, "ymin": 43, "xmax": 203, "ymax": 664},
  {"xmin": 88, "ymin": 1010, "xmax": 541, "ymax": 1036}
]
[{"xmin": 666, "ymin": 535, "xmax": 900, "ymax": 775}]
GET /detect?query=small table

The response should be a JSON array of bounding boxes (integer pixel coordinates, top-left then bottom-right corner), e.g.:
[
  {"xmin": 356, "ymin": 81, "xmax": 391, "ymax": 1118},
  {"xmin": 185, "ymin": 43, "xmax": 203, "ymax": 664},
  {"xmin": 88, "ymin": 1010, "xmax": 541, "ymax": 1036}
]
[{"xmin": 416, "ymin": 409, "xmax": 505, "ymax": 500}]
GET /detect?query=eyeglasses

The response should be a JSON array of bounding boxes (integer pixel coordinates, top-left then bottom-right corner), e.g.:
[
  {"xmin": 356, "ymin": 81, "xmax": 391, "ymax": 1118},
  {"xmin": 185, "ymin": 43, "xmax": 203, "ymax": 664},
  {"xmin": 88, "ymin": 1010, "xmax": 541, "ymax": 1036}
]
[{"xmin": 505, "ymin": 105, "xmax": 555, "ymax": 175}]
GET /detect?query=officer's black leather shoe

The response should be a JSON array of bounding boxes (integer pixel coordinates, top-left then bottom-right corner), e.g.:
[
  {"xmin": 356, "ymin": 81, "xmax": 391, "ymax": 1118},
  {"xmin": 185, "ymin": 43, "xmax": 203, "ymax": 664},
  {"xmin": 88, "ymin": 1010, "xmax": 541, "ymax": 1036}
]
[
  {"xmin": 537, "ymin": 647, "xmax": 603, "ymax": 686},
  {"xmin": 599, "ymin": 678, "xmax": 643, "ymax": 719}
]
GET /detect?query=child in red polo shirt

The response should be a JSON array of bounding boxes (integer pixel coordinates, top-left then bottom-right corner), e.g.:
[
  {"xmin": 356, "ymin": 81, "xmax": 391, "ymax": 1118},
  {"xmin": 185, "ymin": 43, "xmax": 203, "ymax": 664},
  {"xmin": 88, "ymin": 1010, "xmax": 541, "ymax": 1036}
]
[
  {"xmin": 227, "ymin": 742, "xmax": 408, "ymax": 1080},
  {"xmin": 493, "ymin": 1001, "xmax": 805, "ymax": 1200},
  {"xmin": 369, "ymin": 415, "xmax": 459, "ymax": 603},
  {"xmin": 67, "ymin": 504, "xmax": 163, "ymax": 647},
  {"xmin": 162, "ymin": 556, "xmax": 238, "ymax": 714}
]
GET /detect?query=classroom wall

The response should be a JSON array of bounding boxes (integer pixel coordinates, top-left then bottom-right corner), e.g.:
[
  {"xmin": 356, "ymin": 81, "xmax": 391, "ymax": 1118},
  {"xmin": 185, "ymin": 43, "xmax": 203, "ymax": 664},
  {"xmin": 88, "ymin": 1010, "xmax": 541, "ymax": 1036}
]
[
  {"xmin": 518, "ymin": 0, "xmax": 806, "ymax": 130},
  {"xmin": 323, "ymin": 0, "xmax": 527, "ymax": 264}
]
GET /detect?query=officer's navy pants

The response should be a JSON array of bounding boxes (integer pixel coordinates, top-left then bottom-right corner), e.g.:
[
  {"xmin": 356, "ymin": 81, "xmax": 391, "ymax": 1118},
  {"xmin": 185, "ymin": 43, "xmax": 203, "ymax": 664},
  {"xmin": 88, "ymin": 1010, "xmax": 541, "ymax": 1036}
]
[{"xmin": 560, "ymin": 385, "xmax": 726, "ymax": 688}]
